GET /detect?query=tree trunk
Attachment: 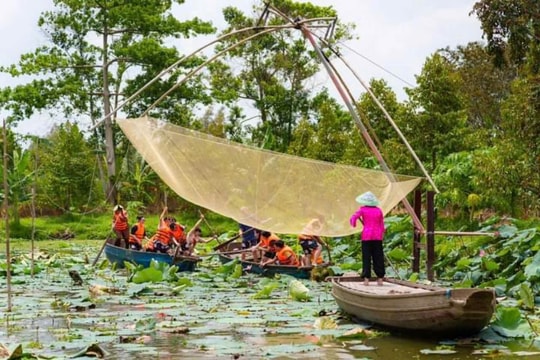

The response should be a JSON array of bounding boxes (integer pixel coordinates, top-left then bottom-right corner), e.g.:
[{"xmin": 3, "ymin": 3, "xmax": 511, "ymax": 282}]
[{"xmin": 102, "ymin": 25, "xmax": 117, "ymax": 204}]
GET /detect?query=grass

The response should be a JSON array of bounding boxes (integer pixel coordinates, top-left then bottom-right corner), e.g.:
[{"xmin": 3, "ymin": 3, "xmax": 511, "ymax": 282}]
[{"xmin": 3, "ymin": 210, "xmax": 238, "ymax": 241}]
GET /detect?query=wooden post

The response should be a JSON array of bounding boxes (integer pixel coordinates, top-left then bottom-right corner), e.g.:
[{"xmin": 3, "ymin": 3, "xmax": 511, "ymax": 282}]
[
  {"xmin": 426, "ymin": 191, "xmax": 435, "ymax": 280},
  {"xmin": 3, "ymin": 119, "xmax": 12, "ymax": 311},
  {"xmin": 412, "ymin": 190, "xmax": 422, "ymax": 273}
]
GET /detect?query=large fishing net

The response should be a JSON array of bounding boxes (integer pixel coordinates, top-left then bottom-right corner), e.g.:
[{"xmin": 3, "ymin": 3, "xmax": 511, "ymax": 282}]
[{"xmin": 118, "ymin": 117, "xmax": 422, "ymax": 237}]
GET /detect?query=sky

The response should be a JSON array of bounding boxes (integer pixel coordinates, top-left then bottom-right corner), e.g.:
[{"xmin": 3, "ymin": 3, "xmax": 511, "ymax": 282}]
[{"xmin": 0, "ymin": 0, "xmax": 485, "ymax": 136}]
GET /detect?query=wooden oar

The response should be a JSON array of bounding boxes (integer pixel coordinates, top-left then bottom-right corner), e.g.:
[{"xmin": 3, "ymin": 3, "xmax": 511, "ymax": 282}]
[
  {"xmin": 198, "ymin": 210, "xmax": 219, "ymax": 242},
  {"xmin": 92, "ymin": 233, "xmax": 113, "ymax": 266},
  {"xmin": 200, "ymin": 248, "xmax": 252, "ymax": 257},
  {"xmin": 212, "ymin": 233, "xmax": 241, "ymax": 251}
]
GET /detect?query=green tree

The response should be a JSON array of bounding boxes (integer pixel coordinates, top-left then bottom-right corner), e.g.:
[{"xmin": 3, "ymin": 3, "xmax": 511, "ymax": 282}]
[
  {"xmin": 472, "ymin": 0, "xmax": 540, "ymax": 72},
  {"xmin": 213, "ymin": 0, "xmax": 355, "ymax": 151},
  {"xmin": 1, "ymin": 0, "xmax": 215, "ymax": 205},
  {"xmin": 288, "ymin": 93, "xmax": 351, "ymax": 163},
  {"xmin": 0, "ymin": 145, "xmax": 34, "ymax": 227},
  {"xmin": 37, "ymin": 122, "xmax": 101, "ymax": 212},
  {"xmin": 405, "ymin": 53, "xmax": 469, "ymax": 173},
  {"xmin": 441, "ymin": 42, "xmax": 516, "ymax": 143}
]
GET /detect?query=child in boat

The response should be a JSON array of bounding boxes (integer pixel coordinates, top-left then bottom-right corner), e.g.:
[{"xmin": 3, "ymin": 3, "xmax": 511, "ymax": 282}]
[
  {"xmin": 185, "ymin": 214, "xmax": 206, "ymax": 255},
  {"xmin": 251, "ymin": 230, "xmax": 279, "ymax": 264},
  {"xmin": 128, "ymin": 215, "xmax": 147, "ymax": 251},
  {"xmin": 349, "ymin": 191, "xmax": 385, "ymax": 286},
  {"xmin": 261, "ymin": 240, "xmax": 299, "ymax": 266},
  {"xmin": 298, "ymin": 234, "xmax": 325, "ymax": 266}
]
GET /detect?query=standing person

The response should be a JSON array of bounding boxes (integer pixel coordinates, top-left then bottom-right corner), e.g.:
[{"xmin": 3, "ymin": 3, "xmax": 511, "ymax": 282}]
[
  {"xmin": 239, "ymin": 223, "xmax": 258, "ymax": 260},
  {"xmin": 129, "ymin": 215, "xmax": 147, "ymax": 251},
  {"xmin": 349, "ymin": 191, "xmax": 385, "ymax": 286},
  {"xmin": 298, "ymin": 234, "xmax": 326, "ymax": 267},
  {"xmin": 112, "ymin": 205, "xmax": 129, "ymax": 248}
]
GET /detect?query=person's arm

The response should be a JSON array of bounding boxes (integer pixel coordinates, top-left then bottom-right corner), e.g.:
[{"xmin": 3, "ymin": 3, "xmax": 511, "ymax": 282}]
[
  {"xmin": 159, "ymin": 206, "xmax": 168, "ymax": 220},
  {"xmin": 261, "ymin": 257, "xmax": 277, "ymax": 266},
  {"xmin": 314, "ymin": 235, "xmax": 329, "ymax": 248},
  {"xmin": 187, "ymin": 215, "xmax": 204, "ymax": 242}
]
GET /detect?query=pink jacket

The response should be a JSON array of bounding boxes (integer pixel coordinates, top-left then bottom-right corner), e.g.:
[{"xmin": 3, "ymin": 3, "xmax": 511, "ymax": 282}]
[{"xmin": 350, "ymin": 206, "xmax": 385, "ymax": 241}]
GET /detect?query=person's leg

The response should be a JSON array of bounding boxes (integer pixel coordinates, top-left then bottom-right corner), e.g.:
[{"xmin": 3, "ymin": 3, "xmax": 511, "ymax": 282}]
[
  {"xmin": 122, "ymin": 229, "xmax": 130, "ymax": 248},
  {"xmin": 312, "ymin": 244, "xmax": 322, "ymax": 265},
  {"xmin": 113, "ymin": 229, "xmax": 123, "ymax": 247},
  {"xmin": 361, "ymin": 241, "xmax": 372, "ymax": 284},
  {"xmin": 372, "ymin": 241, "xmax": 385, "ymax": 284}
]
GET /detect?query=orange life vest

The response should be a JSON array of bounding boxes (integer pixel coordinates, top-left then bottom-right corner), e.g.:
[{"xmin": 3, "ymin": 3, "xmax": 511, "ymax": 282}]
[
  {"xmin": 113, "ymin": 212, "xmax": 128, "ymax": 231},
  {"xmin": 155, "ymin": 228, "xmax": 172, "ymax": 246},
  {"xmin": 130, "ymin": 223, "xmax": 145, "ymax": 244},
  {"xmin": 276, "ymin": 245, "xmax": 299, "ymax": 266},
  {"xmin": 170, "ymin": 224, "xmax": 185, "ymax": 244}
]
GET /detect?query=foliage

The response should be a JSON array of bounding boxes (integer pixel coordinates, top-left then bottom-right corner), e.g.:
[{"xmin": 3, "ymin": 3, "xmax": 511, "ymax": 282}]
[{"xmin": 35, "ymin": 122, "xmax": 101, "ymax": 213}]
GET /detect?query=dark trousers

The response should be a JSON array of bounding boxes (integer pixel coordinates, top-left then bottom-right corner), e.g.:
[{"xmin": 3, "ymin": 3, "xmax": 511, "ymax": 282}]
[
  {"xmin": 114, "ymin": 228, "xmax": 130, "ymax": 248},
  {"xmin": 361, "ymin": 240, "xmax": 385, "ymax": 279}
]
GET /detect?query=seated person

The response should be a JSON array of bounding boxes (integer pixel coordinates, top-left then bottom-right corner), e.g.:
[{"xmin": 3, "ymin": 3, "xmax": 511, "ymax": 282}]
[
  {"xmin": 251, "ymin": 230, "xmax": 279, "ymax": 263},
  {"xmin": 169, "ymin": 218, "xmax": 187, "ymax": 254},
  {"xmin": 128, "ymin": 215, "xmax": 147, "ymax": 251},
  {"xmin": 145, "ymin": 207, "xmax": 179, "ymax": 254},
  {"xmin": 298, "ymin": 234, "xmax": 326, "ymax": 266},
  {"xmin": 262, "ymin": 240, "xmax": 299, "ymax": 267}
]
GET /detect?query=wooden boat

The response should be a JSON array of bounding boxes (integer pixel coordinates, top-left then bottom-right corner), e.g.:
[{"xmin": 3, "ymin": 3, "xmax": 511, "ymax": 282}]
[
  {"xmin": 330, "ymin": 276, "xmax": 496, "ymax": 336},
  {"xmin": 214, "ymin": 240, "xmax": 330, "ymax": 280},
  {"xmin": 104, "ymin": 243, "xmax": 200, "ymax": 272}
]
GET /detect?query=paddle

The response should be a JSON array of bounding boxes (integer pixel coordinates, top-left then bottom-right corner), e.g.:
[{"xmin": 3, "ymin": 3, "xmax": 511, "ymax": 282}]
[
  {"xmin": 198, "ymin": 210, "xmax": 219, "ymax": 242},
  {"xmin": 92, "ymin": 233, "xmax": 113, "ymax": 266},
  {"xmin": 200, "ymin": 248, "xmax": 252, "ymax": 257}
]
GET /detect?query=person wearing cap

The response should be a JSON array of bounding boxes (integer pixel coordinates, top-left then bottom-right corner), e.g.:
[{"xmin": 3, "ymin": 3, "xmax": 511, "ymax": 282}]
[
  {"xmin": 129, "ymin": 215, "xmax": 147, "ymax": 251},
  {"xmin": 112, "ymin": 205, "xmax": 129, "ymax": 248},
  {"xmin": 350, "ymin": 191, "xmax": 385, "ymax": 286}
]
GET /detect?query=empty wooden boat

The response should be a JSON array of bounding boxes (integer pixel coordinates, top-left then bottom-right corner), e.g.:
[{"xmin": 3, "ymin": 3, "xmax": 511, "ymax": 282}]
[{"xmin": 330, "ymin": 276, "xmax": 496, "ymax": 336}]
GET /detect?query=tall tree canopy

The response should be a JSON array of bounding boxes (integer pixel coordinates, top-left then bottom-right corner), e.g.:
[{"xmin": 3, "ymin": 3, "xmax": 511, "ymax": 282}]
[
  {"xmin": 1, "ymin": 0, "xmax": 215, "ymax": 204},
  {"xmin": 210, "ymin": 0, "xmax": 355, "ymax": 152}
]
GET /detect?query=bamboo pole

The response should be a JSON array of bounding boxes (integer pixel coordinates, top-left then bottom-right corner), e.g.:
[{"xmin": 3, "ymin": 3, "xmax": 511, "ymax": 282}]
[
  {"xmin": 3, "ymin": 118, "xmax": 12, "ymax": 312},
  {"xmin": 431, "ymin": 231, "xmax": 497, "ymax": 237}
]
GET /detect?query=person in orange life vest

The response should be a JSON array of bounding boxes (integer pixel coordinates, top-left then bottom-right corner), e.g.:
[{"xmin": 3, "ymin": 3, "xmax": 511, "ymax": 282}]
[
  {"xmin": 145, "ymin": 207, "xmax": 179, "ymax": 253},
  {"xmin": 298, "ymin": 234, "xmax": 326, "ymax": 266},
  {"xmin": 185, "ymin": 214, "xmax": 206, "ymax": 255},
  {"xmin": 112, "ymin": 205, "xmax": 129, "ymax": 248},
  {"xmin": 169, "ymin": 217, "xmax": 187, "ymax": 253},
  {"xmin": 251, "ymin": 230, "xmax": 279, "ymax": 264},
  {"xmin": 129, "ymin": 215, "xmax": 147, "ymax": 251},
  {"xmin": 261, "ymin": 240, "xmax": 299, "ymax": 266},
  {"xmin": 350, "ymin": 191, "xmax": 385, "ymax": 286}
]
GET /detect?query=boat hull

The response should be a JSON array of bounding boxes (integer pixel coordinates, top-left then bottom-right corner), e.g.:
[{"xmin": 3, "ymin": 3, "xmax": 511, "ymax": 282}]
[
  {"xmin": 331, "ymin": 276, "xmax": 496, "ymax": 336},
  {"xmin": 104, "ymin": 243, "xmax": 199, "ymax": 272},
  {"xmin": 215, "ymin": 241, "xmax": 328, "ymax": 279}
]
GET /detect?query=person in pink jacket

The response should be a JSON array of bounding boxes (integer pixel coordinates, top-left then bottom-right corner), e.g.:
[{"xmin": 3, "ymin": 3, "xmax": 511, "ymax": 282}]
[{"xmin": 350, "ymin": 191, "xmax": 385, "ymax": 286}]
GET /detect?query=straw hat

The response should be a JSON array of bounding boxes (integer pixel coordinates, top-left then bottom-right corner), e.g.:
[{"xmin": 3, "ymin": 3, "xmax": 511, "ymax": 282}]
[{"xmin": 355, "ymin": 191, "xmax": 380, "ymax": 206}]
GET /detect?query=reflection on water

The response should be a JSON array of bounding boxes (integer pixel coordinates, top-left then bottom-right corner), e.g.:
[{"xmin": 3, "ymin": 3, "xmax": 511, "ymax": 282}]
[{"xmin": 1, "ymin": 252, "xmax": 538, "ymax": 360}]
